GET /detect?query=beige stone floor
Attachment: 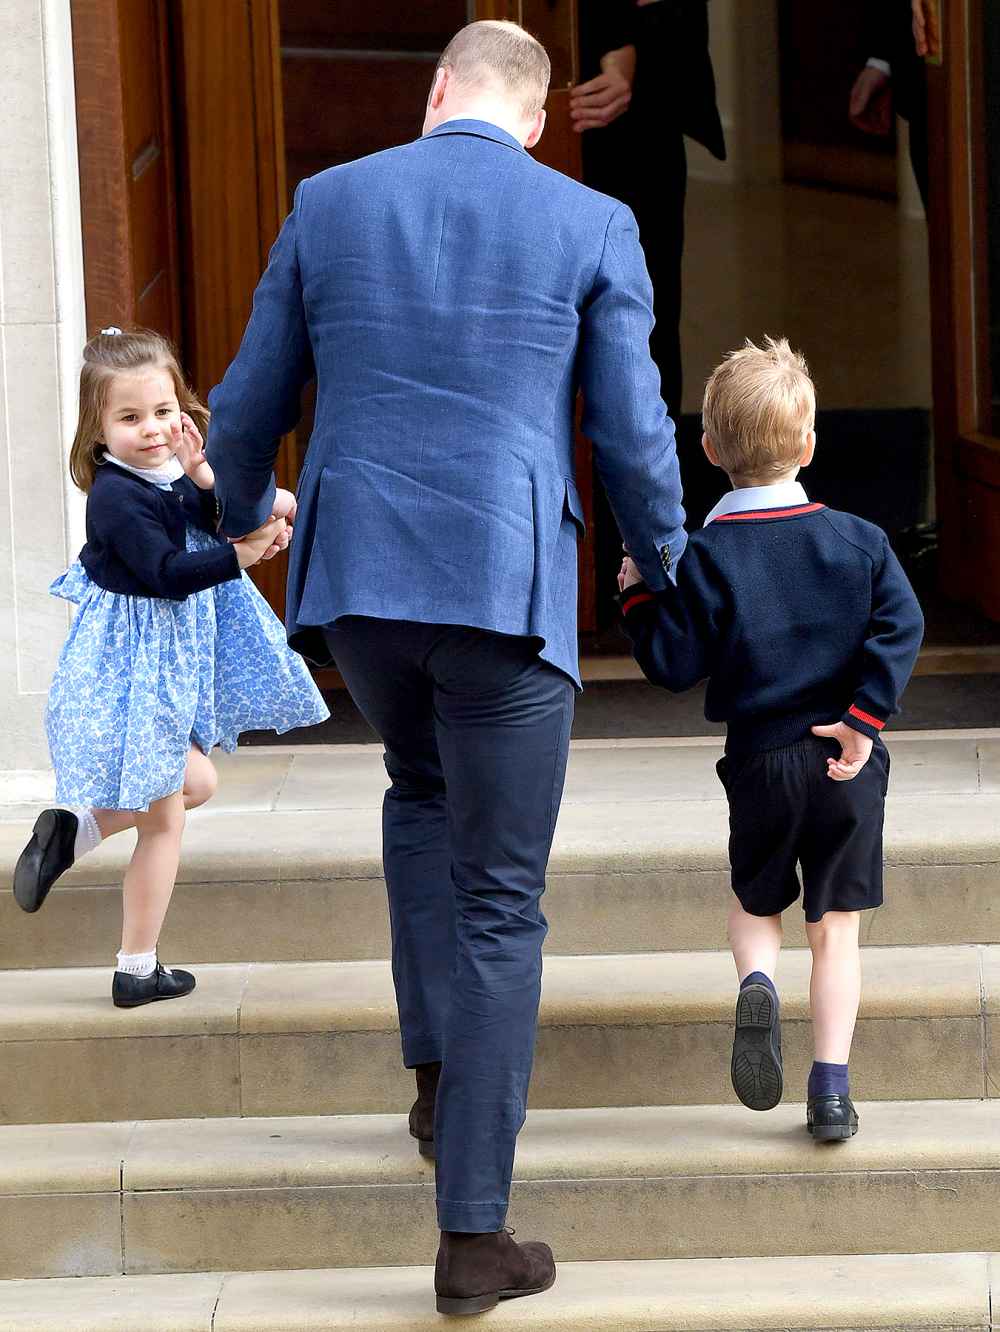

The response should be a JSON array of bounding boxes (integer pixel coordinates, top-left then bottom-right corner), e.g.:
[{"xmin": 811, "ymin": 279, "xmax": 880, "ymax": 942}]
[{"xmin": 680, "ymin": 178, "xmax": 932, "ymax": 414}]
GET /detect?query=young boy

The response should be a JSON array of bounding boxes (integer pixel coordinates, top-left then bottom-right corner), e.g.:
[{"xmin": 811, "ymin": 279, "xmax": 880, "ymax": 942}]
[{"xmin": 618, "ymin": 337, "xmax": 924, "ymax": 1140}]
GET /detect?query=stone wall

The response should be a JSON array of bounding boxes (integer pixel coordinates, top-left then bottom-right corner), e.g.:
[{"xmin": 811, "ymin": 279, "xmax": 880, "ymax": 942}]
[{"xmin": 0, "ymin": 0, "xmax": 86, "ymax": 771}]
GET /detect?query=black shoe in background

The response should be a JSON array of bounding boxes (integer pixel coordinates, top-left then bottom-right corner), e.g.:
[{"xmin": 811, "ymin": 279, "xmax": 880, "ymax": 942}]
[{"xmin": 409, "ymin": 1060, "xmax": 441, "ymax": 1159}]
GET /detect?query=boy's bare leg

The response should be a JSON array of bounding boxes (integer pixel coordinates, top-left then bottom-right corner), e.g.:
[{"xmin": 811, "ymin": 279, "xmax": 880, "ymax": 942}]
[
  {"xmin": 806, "ymin": 910, "xmax": 862, "ymax": 1063},
  {"xmin": 727, "ymin": 896, "xmax": 783, "ymax": 981}
]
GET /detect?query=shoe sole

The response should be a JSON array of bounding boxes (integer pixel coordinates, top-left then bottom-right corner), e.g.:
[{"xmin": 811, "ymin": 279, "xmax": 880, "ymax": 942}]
[
  {"xmin": 436, "ymin": 1269, "xmax": 556, "ymax": 1316},
  {"xmin": 731, "ymin": 984, "xmax": 783, "ymax": 1111},
  {"xmin": 809, "ymin": 1121, "xmax": 859, "ymax": 1141},
  {"xmin": 13, "ymin": 810, "xmax": 61, "ymax": 914},
  {"xmin": 112, "ymin": 983, "xmax": 197, "ymax": 1009}
]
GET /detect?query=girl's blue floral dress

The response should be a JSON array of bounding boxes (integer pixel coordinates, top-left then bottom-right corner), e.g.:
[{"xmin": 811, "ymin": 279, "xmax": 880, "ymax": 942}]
[{"xmin": 46, "ymin": 527, "xmax": 329, "ymax": 811}]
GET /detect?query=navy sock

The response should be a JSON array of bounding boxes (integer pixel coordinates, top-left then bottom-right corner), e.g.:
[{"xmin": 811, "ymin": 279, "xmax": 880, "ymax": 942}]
[
  {"xmin": 808, "ymin": 1061, "xmax": 849, "ymax": 1099},
  {"xmin": 740, "ymin": 970, "xmax": 777, "ymax": 999}
]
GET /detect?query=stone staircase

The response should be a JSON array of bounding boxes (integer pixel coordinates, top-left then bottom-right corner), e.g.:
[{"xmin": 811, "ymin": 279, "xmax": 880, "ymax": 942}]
[{"xmin": 0, "ymin": 732, "xmax": 998, "ymax": 1329}]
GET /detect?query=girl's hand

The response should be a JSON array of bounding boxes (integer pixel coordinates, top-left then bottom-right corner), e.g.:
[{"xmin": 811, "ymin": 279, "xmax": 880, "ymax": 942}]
[
  {"xmin": 234, "ymin": 517, "xmax": 286, "ymax": 569},
  {"xmin": 172, "ymin": 414, "xmax": 214, "ymax": 488}
]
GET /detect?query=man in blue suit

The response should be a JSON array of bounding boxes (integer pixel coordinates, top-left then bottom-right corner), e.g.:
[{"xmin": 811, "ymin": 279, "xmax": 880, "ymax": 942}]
[{"xmin": 208, "ymin": 20, "xmax": 685, "ymax": 1316}]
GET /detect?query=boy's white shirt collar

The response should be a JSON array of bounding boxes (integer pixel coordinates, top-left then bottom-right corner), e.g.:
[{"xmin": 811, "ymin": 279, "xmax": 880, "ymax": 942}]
[{"xmin": 703, "ymin": 480, "xmax": 809, "ymax": 526}]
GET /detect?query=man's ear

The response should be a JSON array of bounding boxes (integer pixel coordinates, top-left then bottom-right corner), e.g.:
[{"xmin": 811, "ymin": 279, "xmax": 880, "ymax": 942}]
[
  {"xmin": 702, "ymin": 432, "xmax": 721, "ymax": 468},
  {"xmin": 525, "ymin": 108, "xmax": 546, "ymax": 150},
  {"xmin": 429, "ymin": 65, "xmax": 449, "ymax": 111}
]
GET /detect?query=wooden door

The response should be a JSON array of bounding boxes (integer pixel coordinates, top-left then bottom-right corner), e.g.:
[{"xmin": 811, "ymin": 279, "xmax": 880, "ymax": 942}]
[
  {"xmin": 927, "ymin": 0, "xmax": 1000, "ymax": 619},
  {"xmin": 71, "ymin": 0, "xmax": 182, "ymax": 338}
]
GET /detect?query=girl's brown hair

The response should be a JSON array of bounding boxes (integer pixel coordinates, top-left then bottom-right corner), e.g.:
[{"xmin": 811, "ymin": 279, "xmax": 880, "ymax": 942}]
[{"xmin": 69, "ymin": 328, "xmax": 210, "ymax": 492}]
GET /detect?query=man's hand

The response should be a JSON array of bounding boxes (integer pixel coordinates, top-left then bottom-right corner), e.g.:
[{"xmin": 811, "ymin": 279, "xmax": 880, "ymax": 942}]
[
  {"xmin": 618, "ymin": 555, "xmax": 642, "ymax": 593},
  {"xmin": 811, "ymin": 722, "xmax": 874, "ymax": 782},
  {"xmin": 257, "ymin": 486, "xmax": 297, "ymax": 561},
  {"xmin": 570, "ymin": 46, "xmax": 636, "ymax": 133},
  {"xmin": 171, "ymin": 414, "xmax": 215, "ymax": 489},
  {"xmin": 912, "ymin": 0, "xmax": 940, "ymax": 58},
  {"xmin": 849, "ymin": 66, "xmax": 893, "ymax": 135}
]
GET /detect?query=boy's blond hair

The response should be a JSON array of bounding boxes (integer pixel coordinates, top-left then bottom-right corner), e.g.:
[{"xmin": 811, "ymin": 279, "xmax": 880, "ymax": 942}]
[{"xmin": 702, "ymin": 336, "xmax": 816, "ymax": 483}]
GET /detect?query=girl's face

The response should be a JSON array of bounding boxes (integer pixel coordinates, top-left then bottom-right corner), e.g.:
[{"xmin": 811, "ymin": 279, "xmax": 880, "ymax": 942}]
[{"xmin": 101, "ymin": 367, "xmax": 181, "ymax": 469}]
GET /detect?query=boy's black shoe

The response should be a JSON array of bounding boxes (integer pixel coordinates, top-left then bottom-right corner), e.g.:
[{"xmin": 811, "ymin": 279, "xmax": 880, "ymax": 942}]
[
  {"xmin": 408, "ymin": 1060, "xmax": 440, "ymax": 1160},
  {"xmin": 808, "ymin": 1094, "xmax": 859, "ymax": 1141},
  {"xmin": 435, "ymin": 1229, "xmax": 556, "ymax": 1316},
  {"xmin": 13, "ymin": 809, "xmax": 78, "ymax": 913},
  {"xmin": 112, "ymin": 963, "xmax": 196, "ymax": 1008},
  {"xmin": 731, "ymin": 982, "xmax": 783, "ymax": 1111}
]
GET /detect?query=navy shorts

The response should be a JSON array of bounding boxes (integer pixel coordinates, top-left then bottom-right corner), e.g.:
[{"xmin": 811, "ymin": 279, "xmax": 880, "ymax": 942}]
[{"xmin": 716, "ymin": 736, "xmax": 890, "ymax": 922}]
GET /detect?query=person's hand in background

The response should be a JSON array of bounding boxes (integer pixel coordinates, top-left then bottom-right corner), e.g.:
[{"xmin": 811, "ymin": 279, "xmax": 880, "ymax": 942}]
[
  {"xmin": 849, "ymin": 65, "xmax": 893, "ymax": 135},
  {"xmin": 912, "ymin": 0, "xmax": 940, "ymax": 58},
  {"xmin": 570, "ymin": 45, "xmax": 636, "ymax": 132}
]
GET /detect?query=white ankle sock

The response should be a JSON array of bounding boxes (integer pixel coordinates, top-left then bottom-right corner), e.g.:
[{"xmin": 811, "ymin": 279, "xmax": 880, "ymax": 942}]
[
  {"xmin": 115, "ymin": 949, "xmax": 157, "ymax": 978},
  {"xmin": 68, "ymin": 807, "xmax": 101, "ymax": 860}
]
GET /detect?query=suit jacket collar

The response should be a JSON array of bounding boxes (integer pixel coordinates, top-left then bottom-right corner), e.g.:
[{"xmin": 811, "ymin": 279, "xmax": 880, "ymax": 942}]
[{"xmin": 425, "ymin": 118, "xmax": 526, "ymax": 154}]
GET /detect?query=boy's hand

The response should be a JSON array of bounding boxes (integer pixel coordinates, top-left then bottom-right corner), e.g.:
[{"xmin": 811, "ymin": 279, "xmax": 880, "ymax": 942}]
[
  {"xmin": 811, "ymin": 722, "xmax": 874, "ymax": 781},
  {"xmin": 618, "ymin": 555, "xmax": 643, "ymax": 592},
  {"xmin": 171, "ymin": 414, "xmax": 214, "ymax": 488}
]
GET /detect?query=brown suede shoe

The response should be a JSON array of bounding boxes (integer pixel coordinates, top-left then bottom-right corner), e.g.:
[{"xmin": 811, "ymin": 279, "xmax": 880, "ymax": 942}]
[
  {"xmin": 408, "ymin": 1061, "xmax": 440, "ymax": 1159},
  {"xmin": 435, "ymin": 1229, "xmax": 556, "ymax": 1316}
]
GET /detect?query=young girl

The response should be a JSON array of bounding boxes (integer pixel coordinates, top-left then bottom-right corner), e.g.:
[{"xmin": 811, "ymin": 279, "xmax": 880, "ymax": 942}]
[{"xmin": 13, "ymin": 328, "xmax": 328, "ymax": 1006}]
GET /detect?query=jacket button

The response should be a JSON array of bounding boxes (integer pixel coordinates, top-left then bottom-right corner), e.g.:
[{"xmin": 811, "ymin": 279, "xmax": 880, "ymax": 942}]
[{"xmin": 660, "ymin": 544, "xmax": 671, "ymax": 572}]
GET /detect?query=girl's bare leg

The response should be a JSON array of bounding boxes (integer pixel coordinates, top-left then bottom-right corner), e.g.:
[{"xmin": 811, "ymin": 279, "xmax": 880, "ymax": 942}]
[
  {"xmin": 806, "ymin": 910, "xmax": 862, "ymax": 1064},
  {"xmin": 94, "ymin": 747, "xmax": 217, "ymax": 841},
  {"xmin": 120, "ymin": 789, "xmax": 186, "ymax": 955}
]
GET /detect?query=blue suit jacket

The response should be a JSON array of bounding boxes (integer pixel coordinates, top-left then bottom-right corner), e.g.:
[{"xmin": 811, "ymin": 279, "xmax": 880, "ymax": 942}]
[{"xmin": 207, "ymin": 119, "xmax": 686, "ymax": 685}]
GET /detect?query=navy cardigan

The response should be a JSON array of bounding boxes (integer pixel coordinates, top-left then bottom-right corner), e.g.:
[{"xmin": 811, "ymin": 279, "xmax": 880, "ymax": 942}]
[
  {"xmin": 619, "ymin": 503, "xmax": 925, "ymax": 755},
  {"xmin": 79, "ymin": 464, "xmax": 240, "ymax": 601}
]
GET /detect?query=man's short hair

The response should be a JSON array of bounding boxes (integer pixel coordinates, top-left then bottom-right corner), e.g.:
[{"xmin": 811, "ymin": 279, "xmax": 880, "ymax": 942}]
[
  {"xmin": 702, "ymin": 336, "xmax": 817, "ymax": 482},
  {"xmin": 437, "ymin": 20, "xmax": 551, "ymax": 118}
]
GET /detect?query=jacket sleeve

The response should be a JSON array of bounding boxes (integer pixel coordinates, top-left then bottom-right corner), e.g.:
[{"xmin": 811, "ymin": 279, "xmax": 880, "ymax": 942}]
[
  {"xmin": 101, "ymin": 486, "xmax": 241, "ymax": 600},
  {"xmin": 842, "ymin": 535, "xmax": 925, "ymax": 740},
  {"xmin": 577, "ymin": 204, "xmax": 687, "ymax": 591},
  {"xmin": 207, "ymin": 179, "xmax": 315, "ymax": 538},
  {"xmin": 617, "ymin": 540, "xmax": 722, "ymax": 691}
]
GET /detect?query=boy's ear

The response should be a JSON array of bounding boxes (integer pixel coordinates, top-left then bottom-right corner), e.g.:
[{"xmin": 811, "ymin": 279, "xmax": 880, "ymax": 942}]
[
  {"xmin": 799, "ymin": 429, "xmax": 816, "ymax": 469},
  {"xmin": 702, "ymin": 432, "xmax": 722, "ymax": 468}
]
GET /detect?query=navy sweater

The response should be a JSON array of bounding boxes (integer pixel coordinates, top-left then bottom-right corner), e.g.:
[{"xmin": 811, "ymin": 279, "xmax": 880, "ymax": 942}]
[
  {"xmin": 619, "ymin": 502, "xmax": 925, "ymax": 755},
  {"xmin": 79, "ymin": 465, "xmax": 240, "ymax": 601}
]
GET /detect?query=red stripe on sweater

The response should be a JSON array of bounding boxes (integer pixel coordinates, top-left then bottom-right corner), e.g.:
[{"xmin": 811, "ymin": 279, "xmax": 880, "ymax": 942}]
[
  {"xmin": 713, "ymin": 503, "xmax": 826, "ymax": 522},
  {"xmin": 848, "ymin": 704, "xmax": 885, "ymax": 730}
]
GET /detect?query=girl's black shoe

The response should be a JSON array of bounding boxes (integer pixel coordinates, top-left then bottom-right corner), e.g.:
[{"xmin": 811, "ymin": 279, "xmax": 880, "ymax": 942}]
[
  {"xmin": 13, "ymin": 808, "xmax": 78, "ymax": 913},
  {"xmin": 808, "ymin": 1094, "xmax": 859, "ymax": 1141},
  {"xmin": 112, "ymin": 963, "xmax": 196, "ymax": 1008}
]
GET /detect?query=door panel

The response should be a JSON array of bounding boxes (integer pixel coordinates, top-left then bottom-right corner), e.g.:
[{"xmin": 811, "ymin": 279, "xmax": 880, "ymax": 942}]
[{"xmin": 927, "ymin": 0, "xmax": 1000, "ymax": 619}]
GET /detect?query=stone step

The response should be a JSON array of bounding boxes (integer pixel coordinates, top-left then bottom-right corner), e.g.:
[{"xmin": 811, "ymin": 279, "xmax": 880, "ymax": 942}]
[
  {"xmin": 0, "ymin": 946, "xmax": 995, "ymax": 1125},
  {"xmin": 0, "ymin": 1252, "xmax": 992, "ymax": 1331},
  {"xmin": 2, "ymin": 1102, "xmax": 1000, "ymax": 1279},
  {"xmin": 2, "ymin": 735, "xmax": 999, "ymax": 969}
]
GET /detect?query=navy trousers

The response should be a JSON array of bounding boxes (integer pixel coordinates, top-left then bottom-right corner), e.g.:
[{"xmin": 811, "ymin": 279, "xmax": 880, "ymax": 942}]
[{"xmin": 325, "ymin": 618, "xmax": 575, "ymax": 1233}]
